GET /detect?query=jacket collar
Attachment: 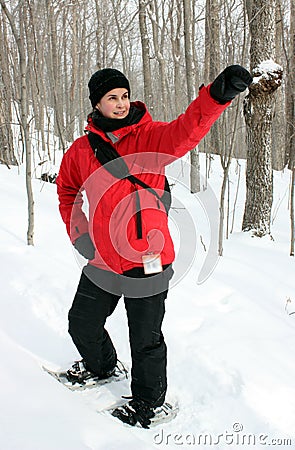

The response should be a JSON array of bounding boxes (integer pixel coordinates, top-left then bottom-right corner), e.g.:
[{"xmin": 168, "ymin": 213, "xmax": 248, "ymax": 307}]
[{"xmin": 85, "ymin": 101, "xmax": 151, "ymax": 143}]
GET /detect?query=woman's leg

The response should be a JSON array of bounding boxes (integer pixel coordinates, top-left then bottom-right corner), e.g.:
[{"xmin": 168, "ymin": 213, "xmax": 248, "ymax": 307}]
[
  {"xmin": 124, "ymin": 289, "xmax": 167, "ymax": 407},
  {"xmin": 68, "ymin": 271, "xmax": 120, "ymax": 376}
]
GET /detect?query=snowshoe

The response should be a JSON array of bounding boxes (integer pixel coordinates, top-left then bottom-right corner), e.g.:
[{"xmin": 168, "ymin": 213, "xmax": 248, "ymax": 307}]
[
  {"xmin": 43, "ymin": 359, "xmax": 128, "ymax": 391},
  {"xmin": 111, "ymin": 398, "xmax": 178, "ymax": 428}
]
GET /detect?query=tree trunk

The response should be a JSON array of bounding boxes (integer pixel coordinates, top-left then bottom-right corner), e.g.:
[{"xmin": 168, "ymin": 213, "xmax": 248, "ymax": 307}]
[
  {"xmin": 148, "ymin": 0, "xmax": 168, "ymax": 121},
  {"xmin": 286, "ymin": 0, "xmax": 295, "ymax": 171},
  {"xmin": 242, "ymin": 0, "xmax": 282, "ymax": 236},
  {"xmin": 286, "ymin": 0, "xmax": 295, "ymax": 255},
  {"xmin": 183, "ymin": 0, "xmax": 200, "ymax": 193},
  {"xmin": 138, "ymin": 0, "xmax": 154, "ymax": 113},
  {"xmin": 45, "ymin": 0, "xmax": 66, "ymax": 152},
  {"xmin": 169, "ymin": 0, "xmax": 183, "ymax": 117},
  {"xmin": 0, "ymin": 0, "xmax": 34, "ymax": 244},
  {"xmin": 204, "ymin": 0, "xmax": 220, "ymax": 82},
  {"xmin": 204, "ymin": 0, "xmax": 221, "ymax": 156},
  {"xmin": 271, "ymin": 0, "xmax": 286, "ymax": 171},
  {"xmin": 291, "ymin": 169, "xmax": 295, "ymax": 256},
  {"xmin": 0, "ymin": 12, "xmax": 16, "ymax": 165}
]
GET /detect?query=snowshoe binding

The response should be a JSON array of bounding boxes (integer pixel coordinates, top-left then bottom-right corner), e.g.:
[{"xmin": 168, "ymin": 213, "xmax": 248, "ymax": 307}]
[
  {"xmin": 43, "ymin": 359, "xmax": 128, "ymax": 391},
  {"xmin": 111, "ymin": 398, "xmax": 178, "ymax": 428}
]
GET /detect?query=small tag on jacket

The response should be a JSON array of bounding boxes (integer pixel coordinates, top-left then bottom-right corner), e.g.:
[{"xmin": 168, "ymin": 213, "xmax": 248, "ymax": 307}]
[{"xmin": 142, "ymin": 253, "xmax": 163, "ymax": 274}]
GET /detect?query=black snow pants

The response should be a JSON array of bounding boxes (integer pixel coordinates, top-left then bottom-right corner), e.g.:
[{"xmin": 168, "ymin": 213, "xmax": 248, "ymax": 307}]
[{"xmin": 68, "ymin": 265, "xmax": 173, "ymax": 407}]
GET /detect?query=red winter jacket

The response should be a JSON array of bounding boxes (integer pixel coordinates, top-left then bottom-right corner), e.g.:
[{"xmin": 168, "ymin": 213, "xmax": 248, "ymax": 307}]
[{"xmin": 56, "ymin": 84, "xmax": 229, "ymax": 273}]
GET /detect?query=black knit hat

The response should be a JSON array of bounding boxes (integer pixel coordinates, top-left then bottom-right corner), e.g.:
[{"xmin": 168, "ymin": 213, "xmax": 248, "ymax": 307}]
[{"xmin": 88, "ymin": 68, "xmax": 131, "ymax": 108}]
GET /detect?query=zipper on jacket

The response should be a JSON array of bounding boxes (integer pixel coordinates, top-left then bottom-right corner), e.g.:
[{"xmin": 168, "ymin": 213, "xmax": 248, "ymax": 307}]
[{"xmin": 132, "ymin": 183, "xmax": 143, "ymax": 240}]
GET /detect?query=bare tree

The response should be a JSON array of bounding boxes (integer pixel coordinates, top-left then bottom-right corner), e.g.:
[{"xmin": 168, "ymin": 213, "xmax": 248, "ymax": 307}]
[
  {"xmin": 148, "ymin": 0, "xmax": 170, "ymax": 120},
  {"xmin": 138, "ymin": 0, "xmax": 154, "ymax": 112},
  {"xmin": 203, "ymin": 0, "xmax": 221, "ymax": 161},
  {"xmin": 204, "ymin": 0, "xmax": 220, "ymax": 82},
  {"xmin": 168, "ymin": 0, "xmax": 183, "ymax": 117},
  {"xmin": 0, "ymin": 11, "xmax": 16, "ymax": 166},
  {"xmin": 217, "ymin": 0, "xmax": 249, "ymax": 255},
  {"xmin": 183, "ymin": 0, "xmax": 200, "ymax": 193},
  {"xmin": 271, "ymin": 0, "xmax": 286, "ymax": 171},
  {"xmin": 0, "ymin": 0, "xmax": 34, "ymax": 245},
  {"xmin": 242, "ymin": 0, "xmax": 283, "ymax": 236},
  {"xmin": 286, "ymin": 0, "xmax": 295, "ymax": 254}
]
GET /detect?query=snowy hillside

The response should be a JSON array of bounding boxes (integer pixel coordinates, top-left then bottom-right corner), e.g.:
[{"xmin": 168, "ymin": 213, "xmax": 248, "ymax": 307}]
[{"xmin": 0, "ymin": 157, "xmax": 294, "ymax": 450}]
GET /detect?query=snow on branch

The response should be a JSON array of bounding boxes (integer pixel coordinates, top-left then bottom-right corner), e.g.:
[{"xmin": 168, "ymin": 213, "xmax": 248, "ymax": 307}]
[{"xmin": 250, "ymin": 59, "xmax": 283, "ymax": 95}]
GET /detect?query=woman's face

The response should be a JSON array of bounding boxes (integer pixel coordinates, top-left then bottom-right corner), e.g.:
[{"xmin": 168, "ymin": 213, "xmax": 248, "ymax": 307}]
[{"xmin": 96, "ymin": 88, "xmax": 130, "ymax": 119}]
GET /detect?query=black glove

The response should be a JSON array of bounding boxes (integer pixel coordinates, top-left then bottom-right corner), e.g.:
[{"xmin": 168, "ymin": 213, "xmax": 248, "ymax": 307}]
[
  {"xmin": 74, "ymin": 233, "xmax": 95, "ymax": 260},
  {"xmin": 210, "ymin": 65, "xmax": 253, "ymax": 104}
]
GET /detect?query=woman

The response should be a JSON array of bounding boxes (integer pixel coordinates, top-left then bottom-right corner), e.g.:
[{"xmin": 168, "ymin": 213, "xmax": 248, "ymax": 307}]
[{"xmin": 56, "ymin": 66, "xmax": 252, "ymax": 428}]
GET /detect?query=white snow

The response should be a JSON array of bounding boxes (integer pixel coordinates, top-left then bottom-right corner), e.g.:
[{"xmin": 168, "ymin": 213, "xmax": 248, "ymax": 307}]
[
  {"xmin": 0, "ymin": 156, "xmax": 295, "ymax": 450},
  {"xmin": 252, "ymin": 59, "xmax": 283, "ymax": 84}
]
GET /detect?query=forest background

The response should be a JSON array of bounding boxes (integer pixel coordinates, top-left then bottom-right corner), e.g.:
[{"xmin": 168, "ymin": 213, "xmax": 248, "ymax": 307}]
[{"xmin": 0, "ymin": 0, "xmax": 294, "ymax": 256}]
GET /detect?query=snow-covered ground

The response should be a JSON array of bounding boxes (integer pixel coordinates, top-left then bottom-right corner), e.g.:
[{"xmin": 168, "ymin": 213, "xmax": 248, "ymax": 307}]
[{"xmin": 0, "ymin": 156, "xmax": 294, "ymax": 450}]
